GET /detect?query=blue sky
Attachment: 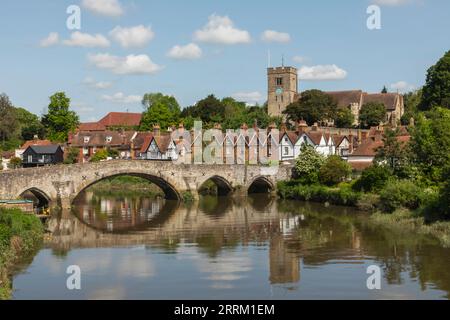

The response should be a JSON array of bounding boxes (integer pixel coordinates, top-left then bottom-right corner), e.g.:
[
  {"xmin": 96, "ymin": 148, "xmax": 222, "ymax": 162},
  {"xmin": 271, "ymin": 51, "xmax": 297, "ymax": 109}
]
[{"xmin": 0, "ymin": 0, "xmax": 449, "ymax": 122}]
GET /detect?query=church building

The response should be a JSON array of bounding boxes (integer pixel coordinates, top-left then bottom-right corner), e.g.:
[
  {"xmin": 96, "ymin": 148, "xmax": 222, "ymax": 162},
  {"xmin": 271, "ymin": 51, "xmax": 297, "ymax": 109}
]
[{"xmin": 267, "ymin": 65, "xmax": 404, "ymax": 127}]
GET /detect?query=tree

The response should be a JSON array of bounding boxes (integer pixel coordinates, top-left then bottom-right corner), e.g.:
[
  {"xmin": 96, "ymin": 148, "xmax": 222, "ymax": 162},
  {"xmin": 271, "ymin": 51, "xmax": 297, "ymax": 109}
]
[
  {"xmin": 14, "ymin": 107, "xmax": 45, "ymax": 140},
  {"xmin": 410, "ymin": 107, "xmax": 450, "ymax": 182},
  {"xmin": 319, "ymin": 155, "xmax": 352, "ymax": 186},
  {"xmin": 420, "ymin": 50, "xmax": 450, "ymax": 110},
  {"xmin": 352, "ymin": 165, "xmax": 392, "ymax": 192},
  {"xmin": 140, "ymin": 93, "xmax": 181, "ymax": 131},
  {"xmin": 90, "ymin": 149, "xmax": 108, "ymax": 162},
  {"xmin": 182, "ymin": 95, "xmax": 225, "ymax": 127},
  {"xmin": 359, "ymin": 102, "xmax": 386, "ymax": 128},
  {"xmin": 41, "ymin": 92, "xmax": 79, "ymax": 142},
  {"xmin": 335, "ymin": 107, "xmax": 355, "ymax": 128},
  {"xmin": 375, "ymin": 128, "xmax": 413, "ymax": 177},
  {"xmin": 294, "ymin": 144, "xmax": 326, "ymax": 183},
  {"xmin": 439, "ymin": 165, "xmax": 450, "ymax": 217},
  {"xmin": 141, "ymin": 101, "xmax": 178, "ymax": 131},
  {"xmin": 8, "ymin": 157, "xmax": 22, "ymax": 169},
  {"xmin": 401, "ymin": 89, "xmax": 422, "ymax": 125},
  {"xmin": 0, "ymin": 94, "xmax": 19, "ymax": 149},
  {"xmin": 64, "ymin": 147, "xmax": 79, "ymax": 164},
  {"xmin": 283, "ymin": 90, "xmax": 337, "ymax": 125},
  {"xmin": 381, "ymin": 86, "xmax": 388, "ymax": 94}
]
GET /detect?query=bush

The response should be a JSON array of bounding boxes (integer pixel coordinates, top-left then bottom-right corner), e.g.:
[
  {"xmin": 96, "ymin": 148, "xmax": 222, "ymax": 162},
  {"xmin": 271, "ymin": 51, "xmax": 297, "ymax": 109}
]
[
  {"xmin": 379, "ymin": 180, "xmax": 425, "ymax": 213},
  {"xmin": 357, "ymin": 193, "xmax": 380, "ymax": 211},
  {"xmin": 90, "ymin": 149, "xmax": 108, "ymax": 162},
  {"xmin": 319, "ymin": 155, "xmax": 352, "ymax": 186},
  {"xmin": 294, "ymin": 145, "xmax": 325, "ymax": 182},
  {"xmin": 353, "ymin": 165, "xmax": 392, "ymax": 192}
]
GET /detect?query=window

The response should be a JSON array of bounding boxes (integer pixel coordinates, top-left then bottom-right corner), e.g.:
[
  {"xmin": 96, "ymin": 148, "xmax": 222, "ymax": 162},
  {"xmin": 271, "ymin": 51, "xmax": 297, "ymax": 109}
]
[
  {"xmin": 28, "ymin": 155, "xmax": 33, "ymax": 163},
  {"xmin": 83, "ymin": 147, "xmax": 89, "ymax": 155},
  {"xmin": 284, "ymin": 147, "xmax": 289, "ymax": 155},
  {"xmin": 105, "ymin": 136, "xmax": 112, "ymax": 143},
  {"xmin": 284, "ymin": 137, "xmax": 288, "ymax": 142},
  {"xmin": 303, "ymin": 136, "xmax": 307, "ymax": 143},
  {"xmin": 84, "ymin": 136, "xmax": 90, "ymax": 143},
  {"xmin": 276, "ymin": 77, "xmax": 283, "ymax": 86}
]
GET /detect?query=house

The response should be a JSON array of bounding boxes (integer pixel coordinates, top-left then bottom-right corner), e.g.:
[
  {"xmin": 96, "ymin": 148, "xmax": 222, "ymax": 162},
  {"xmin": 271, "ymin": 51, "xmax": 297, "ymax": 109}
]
[
  {"xmin": 140, "ymin": 135, "xmax": 178, "ymax": 161},
  {"xmin": 279, "ymin": 131, "xmax": 297, "ymax": 162},
  {"xmin": 15, "ymin": 138, "xmax": 52, "ymax": 160},
  {"xmin": 22, "ymin": 145, "xmax": 64, "ymax": 168},
  {"xmin": 98, "ymin": 112, "xmax": 142, "ymax": 129},
  {"xmin": 68, "ymin": 130, "xmax": 136, "ymax": 162}
]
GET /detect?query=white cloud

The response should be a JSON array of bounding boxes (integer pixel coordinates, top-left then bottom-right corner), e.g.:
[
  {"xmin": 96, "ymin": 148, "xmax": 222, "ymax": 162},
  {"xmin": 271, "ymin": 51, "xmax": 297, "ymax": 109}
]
[
  {"xmin": 372, "ymin": 0, "xmax": 413, "ymax": 6},
  {"xmin": 292, "ymin": 55, "xmax": 309, "ymax": 64},
  {"xmin": 261, "ymin": 30, "xmax": 291, "ymax": 43},
  {"xmin": 298, "ymin": 64, "xmax": 348, "ymax": 81},
  {"xmin": 109, "ymin": 25, "xmax": 154, "ymax": 48},
  {"xmin": 40, "ymin": 32, "xmax": 59, "ymax": 47},
  {"xmin": 390, "ymin": 81, "xmax": 416, "ymax": 93},
  {"xmin": 72, "ymin": 102, "xmax": 95, "ymax": 114},
  {"xmin": 63, "ymin": 32, "xmax": 110, "ymax": 48},
  {"xmin": 88, "ymin": 53, "xmax": 163, "ymax": 75},
  {"xmin": 232, "ymin": 91, "xmax": 264, "ymax": 106},
  {"xmin": 83, "ymin": 77, "xmax": 113, "ymax": 89},
  {"xmin": 82, "ymin": 0, "xmax": 124, "ymax": 17},
  {"xmin": 167, "ymin": 43, "xmax": 203, "ymax": 60},
  {"xmin": 101, "ymin": 92, "xmax": 142, "ymax": 104},
  {"xmin": 194, "ymin": 14, "xmax": 251, "ymax": 45}
]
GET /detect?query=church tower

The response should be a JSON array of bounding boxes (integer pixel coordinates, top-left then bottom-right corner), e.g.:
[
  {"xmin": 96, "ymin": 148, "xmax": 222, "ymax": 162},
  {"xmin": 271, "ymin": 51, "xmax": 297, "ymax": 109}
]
[{"xmin": 267, "ymin": 66, "xmax": 298, "ymax": 117}]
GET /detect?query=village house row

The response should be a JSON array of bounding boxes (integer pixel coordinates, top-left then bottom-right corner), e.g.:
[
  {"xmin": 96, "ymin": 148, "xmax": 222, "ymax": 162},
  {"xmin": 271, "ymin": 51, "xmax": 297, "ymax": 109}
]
[{"xmin": 1, "ymin": 111, "xmax": 411, "ymax": 172}]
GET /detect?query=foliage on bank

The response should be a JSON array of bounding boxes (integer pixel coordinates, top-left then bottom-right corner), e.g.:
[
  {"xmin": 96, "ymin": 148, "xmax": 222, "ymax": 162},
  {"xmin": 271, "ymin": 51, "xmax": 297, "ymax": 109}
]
[{"xmin": 0, "ymin": 209, "xmax": 44, "ymax": 300}]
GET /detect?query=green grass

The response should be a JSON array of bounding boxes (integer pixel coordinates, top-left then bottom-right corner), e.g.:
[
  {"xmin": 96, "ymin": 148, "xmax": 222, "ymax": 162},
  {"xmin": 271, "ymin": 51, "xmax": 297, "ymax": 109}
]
[{"xmin": 0, "ymin": 208, "xmax": 44, "ymax": 300}]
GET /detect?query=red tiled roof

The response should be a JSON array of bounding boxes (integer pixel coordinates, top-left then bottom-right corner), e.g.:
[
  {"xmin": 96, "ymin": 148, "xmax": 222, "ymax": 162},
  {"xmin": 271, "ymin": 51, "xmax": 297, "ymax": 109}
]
[
  {"xmin": 281, "ymin": 131, "xmax": 299, "ymax": 144},
  {"xmin": 78, "ymin": 122, "xmax": 106, "ymax": 132},
  {"xmin": 307, "ymin": 132, "xmax": 324, "ymax": 145},
  {"xmin": 351, "ymin": 138, "xmax": 384, "ymax": 157},
  {"xmin": 139, "ymin": 134, "xmax": 154, "ymax": 153},
  {"xmin": 1, "ymin": 151, "xmax": 15, "ymax": 159},
  {"xmin": 20, "ymin": 139, "xmax": 52, "ymax": 150},
  {"xmin": 69, "ymin": 131, "xmax": 135, "ymax": 147},
  {"xmin": 98, "ymin": 112, "xmax": 142, "ymax": 127},
  {"xmin": 153, "ymin": 135, "xmax": 173, "ymax": 153}
]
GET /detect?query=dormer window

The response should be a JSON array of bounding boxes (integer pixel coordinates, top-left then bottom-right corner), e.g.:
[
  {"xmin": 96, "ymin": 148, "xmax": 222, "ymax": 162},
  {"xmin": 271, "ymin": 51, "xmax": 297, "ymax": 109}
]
[
  {"xmin": 106, "ymin": 136, "xmax": 113, "ymax": 143},
  {"xmin": 84, "ymin": 137, "xmax": 90, "ymax": 143}
]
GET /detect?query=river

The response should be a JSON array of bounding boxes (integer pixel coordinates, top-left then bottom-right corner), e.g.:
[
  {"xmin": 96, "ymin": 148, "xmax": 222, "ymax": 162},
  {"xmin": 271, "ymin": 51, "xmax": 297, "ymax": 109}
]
[{"xmin": 11, "ymin": 191, "xmax": 450, "ymax": 300}]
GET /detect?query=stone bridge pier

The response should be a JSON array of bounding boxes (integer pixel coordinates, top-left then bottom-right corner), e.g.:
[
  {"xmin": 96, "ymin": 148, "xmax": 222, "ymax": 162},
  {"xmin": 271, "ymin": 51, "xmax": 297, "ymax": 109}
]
[{"xmin": 0, "ymin": 161, "xmax": 294, "ymax": 208}]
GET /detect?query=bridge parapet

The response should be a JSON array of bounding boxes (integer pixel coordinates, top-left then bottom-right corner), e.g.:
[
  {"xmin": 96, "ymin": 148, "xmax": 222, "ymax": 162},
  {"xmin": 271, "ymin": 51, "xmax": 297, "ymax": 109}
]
[{"xmin": 0, "ymin": 160, "xmax": 293, "ymax": 207}]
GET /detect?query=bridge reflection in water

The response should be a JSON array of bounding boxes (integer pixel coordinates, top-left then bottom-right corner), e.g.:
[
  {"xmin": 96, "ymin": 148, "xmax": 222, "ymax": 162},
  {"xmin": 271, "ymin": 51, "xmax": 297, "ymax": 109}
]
[{"xmin": 17, "ymin": 192, "xmax": 450, "ymax": 300}]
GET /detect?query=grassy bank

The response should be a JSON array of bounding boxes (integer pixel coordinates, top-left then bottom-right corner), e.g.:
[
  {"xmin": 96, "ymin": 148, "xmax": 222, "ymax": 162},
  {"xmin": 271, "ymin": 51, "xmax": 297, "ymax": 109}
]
[
  {"xmin": 88, "ymin": 176, "xmax": 164, "ymax": 197},
  {"xmin": 0, "ymin": 209, "xmax": 44, "ymax": 300},
  {"xmin": 370, "ymin": 209, "xmax": 450, "ymax": 248}
]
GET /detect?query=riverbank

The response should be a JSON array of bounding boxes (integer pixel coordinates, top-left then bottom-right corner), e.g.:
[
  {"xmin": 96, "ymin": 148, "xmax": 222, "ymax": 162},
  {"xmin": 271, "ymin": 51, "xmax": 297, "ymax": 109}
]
[
  {"xmin": 277, "ymin": 180, "xmax": 450, "ymax": 246},
  {"xmin": 88, "ymin": 176, "xmax": 164, "ymax": 197},
  {"xmin": 0, "ymin": 209, "xmax": 44, "ymax": 300}
]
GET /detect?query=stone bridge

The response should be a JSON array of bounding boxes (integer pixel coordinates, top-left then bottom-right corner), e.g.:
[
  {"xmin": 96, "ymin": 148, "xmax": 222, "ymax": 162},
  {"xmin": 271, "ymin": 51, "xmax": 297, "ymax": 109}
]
[{"xmin": 0, "ymin": 160, "xmax": 293, "ymax": 208}]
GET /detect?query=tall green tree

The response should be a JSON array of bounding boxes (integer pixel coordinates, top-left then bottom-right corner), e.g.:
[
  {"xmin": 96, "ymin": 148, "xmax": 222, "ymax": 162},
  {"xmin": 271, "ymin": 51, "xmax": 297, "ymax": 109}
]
[
  {"xmin": 140, "ymin": 93, "xmax": 181, "ymax": 131},
  {"xmin": 283, "ymin": 90, "xmax": 337, "ymax": 125},
  {"xmin": 420, "ymin": 50, "xmax": 450, "ymax": 110},
  {"xmin": 294, "ymin": 144, "xmax": 326, "ymax": 183},
  {"xmin": 335, "ymin": 107, "xmax": 355, "ymax": 128},
  {"xmin": 0, "ymin": 94, "xmax": 20, "ymax": 150},
  {"xmin": 41, "ymin": 92, "xmax": 79, "ymax": 142},
  {"xmin": 182, "ymin": 95, "xmax": 225, "ymax": 126},
  {"xmin": 401, "ymin": 89, "xmax": 422, "ymax": 125},
  {"xmin": 410, "ymin": 107, "xmax": 450, "ymax": 182},
  {"xmin": 359, "ymin": 102, "xmax": 386, "ymax": 128},
  {"xmin": 14, "ymin": 107, "xmax": 45, "ymax": 140}
]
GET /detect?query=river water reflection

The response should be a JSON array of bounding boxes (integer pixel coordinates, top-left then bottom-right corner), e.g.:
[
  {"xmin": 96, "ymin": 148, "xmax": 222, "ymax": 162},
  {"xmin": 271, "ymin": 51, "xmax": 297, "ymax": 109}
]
[{"xmin": 11, "ymin": 191, "xmax": 450, "ymax": 300}]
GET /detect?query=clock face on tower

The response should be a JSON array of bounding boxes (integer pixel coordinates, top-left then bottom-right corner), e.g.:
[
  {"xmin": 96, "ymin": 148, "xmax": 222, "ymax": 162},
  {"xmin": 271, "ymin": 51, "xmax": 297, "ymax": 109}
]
[{"xmin": 275, "ymin": 87, "xmax": 283, "ymax": 95}]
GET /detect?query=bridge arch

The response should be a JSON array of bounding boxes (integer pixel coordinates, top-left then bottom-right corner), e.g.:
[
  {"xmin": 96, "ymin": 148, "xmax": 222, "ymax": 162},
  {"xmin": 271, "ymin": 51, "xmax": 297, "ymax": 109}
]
[
  {"xmin": 247, "ymin": 176, "xmax": 275, "ymax": 194},
  {"xmin": 199, "ymin": 175, "xmax": 234, "ymax": 197},
  {"xmin": 75, "ymin": 172, "xmax": 181, "ymax": 202},
  {"xmin": 19, "ymin": 187, "xmax": 52, "ymax": 209}
]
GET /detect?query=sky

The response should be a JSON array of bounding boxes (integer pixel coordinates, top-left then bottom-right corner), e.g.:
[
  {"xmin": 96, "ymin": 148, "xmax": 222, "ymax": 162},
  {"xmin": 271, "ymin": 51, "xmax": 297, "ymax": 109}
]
[{"xmin": 0, "ymin": 0, "xmax": 449, "ymax": 122}]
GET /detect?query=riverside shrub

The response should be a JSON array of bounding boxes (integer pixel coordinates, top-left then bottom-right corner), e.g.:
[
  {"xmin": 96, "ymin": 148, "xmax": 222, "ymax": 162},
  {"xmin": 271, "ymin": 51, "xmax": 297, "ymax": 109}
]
[
  {"xmin": 379, "ymin": 180, "xmax": 425, "ymax": 213},
  {"xmin": 353, "ymin": 165, "xmax": 392, "ymax": 192}
]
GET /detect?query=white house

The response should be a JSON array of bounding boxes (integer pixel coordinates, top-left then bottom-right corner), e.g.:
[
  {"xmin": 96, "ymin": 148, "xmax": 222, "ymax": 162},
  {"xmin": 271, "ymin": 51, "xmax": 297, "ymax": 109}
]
[
  {"xmin": 140, "ymin": 135, "xmax": 178, "ymax": 161},
  {"xmin": 279, "ymin": 132, "xmax": 298, "ymax": 162}
]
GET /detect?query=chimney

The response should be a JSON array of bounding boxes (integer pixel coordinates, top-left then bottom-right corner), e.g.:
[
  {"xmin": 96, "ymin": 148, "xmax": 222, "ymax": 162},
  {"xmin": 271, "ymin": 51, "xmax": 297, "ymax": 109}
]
[
  {"xmin": 241, "ymin": 123, "xmax": 248, "ymax": 131},
  {"xmin": 312, "ymin": 123, "xmax": 318, "ymax": 132},
  {"xmin": 268, "ymin": 122, "xmax": 277, "ymax": 133},
  {"xmin": 280, "ymin": 123, "xmax": 287, "ymax": 132},
  {"xmin": 358, "ymin": 129, "xmax": 362, "ymax": 145},
  {"xmin": 153, "ymin": 124, "xmax": 161, "ymax": 137}
]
